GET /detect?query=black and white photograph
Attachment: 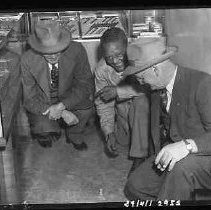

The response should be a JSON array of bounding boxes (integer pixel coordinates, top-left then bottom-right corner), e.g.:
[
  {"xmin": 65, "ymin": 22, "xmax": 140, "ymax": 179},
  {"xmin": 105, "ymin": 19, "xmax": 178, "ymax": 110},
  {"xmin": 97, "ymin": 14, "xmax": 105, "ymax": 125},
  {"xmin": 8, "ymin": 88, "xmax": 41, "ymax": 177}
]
[{"xmin": 0, "ymin": 5, "xmax": 211, "ymax": 209}]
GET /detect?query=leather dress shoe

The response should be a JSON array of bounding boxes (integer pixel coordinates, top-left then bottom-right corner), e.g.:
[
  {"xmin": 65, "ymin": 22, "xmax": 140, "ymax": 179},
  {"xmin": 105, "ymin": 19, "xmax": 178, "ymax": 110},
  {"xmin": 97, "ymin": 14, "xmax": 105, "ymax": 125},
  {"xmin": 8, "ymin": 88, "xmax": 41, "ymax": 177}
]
[
  {"xmin": 71, "ymin": 141, "xmax": 88, "ymax": 151},
  {"xmin": 37, "ymin": 138, "xmax": 52, "ymax": 148},
  {"xmin": 66, "ymin": 136, "xmax": 88, "ymax": 151},
  {"xmin": 128, "ymin": 158, "xmax": 146, "ymax": 177},
  {"xmin": 104, "ymin": 143, "xmax": 119, "ymax": 158},
  {"xmin": 34, "ymin": 132, "xmax": 61, "ymax": 148}
]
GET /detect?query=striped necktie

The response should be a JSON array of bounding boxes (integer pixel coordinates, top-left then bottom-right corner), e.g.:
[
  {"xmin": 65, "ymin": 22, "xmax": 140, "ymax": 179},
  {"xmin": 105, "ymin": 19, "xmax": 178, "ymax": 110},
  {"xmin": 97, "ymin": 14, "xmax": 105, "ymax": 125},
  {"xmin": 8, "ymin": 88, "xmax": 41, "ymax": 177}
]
[
  {"xmin": 51, "ymin": 64, "xmax": 59, "ymax": 88},
  {"xmin": 160, "ymin": 88, "xmax": 168, "ymax": 112}
]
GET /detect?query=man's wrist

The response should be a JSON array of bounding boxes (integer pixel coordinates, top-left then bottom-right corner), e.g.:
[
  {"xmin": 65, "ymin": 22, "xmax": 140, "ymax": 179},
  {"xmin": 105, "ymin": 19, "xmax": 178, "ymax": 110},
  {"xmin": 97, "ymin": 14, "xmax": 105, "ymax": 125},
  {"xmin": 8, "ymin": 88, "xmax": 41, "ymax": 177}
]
[
  {"xmin": 183, "ymin": 139, "xmax": 198, "ymax": 153},
  {"xmin": 58, "ymin": 102, "xmax": 66, "ymax": 111},
  {"xmin": 61, "ymin": 109, "xmax": 66, "ymax": 116},
  {"xmin": 106, "ymin": 132, "xmax": 115, "ymax": 140},
  {"xmin": 107, "ymin": 132, "xmax": 115, "ymax": 137}
]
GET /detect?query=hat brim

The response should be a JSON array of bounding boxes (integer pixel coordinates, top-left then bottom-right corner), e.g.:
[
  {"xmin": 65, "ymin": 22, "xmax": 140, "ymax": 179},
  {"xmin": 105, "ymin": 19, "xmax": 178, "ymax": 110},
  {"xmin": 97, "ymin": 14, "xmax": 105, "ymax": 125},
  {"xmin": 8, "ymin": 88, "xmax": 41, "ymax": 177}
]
[
  {"xmin": 123, "ymin": 46, "xmax": 178, "ymax": 77},
  {"xmin": 28, "ymin": 29, "xmax": 71, "ymax": 54}
]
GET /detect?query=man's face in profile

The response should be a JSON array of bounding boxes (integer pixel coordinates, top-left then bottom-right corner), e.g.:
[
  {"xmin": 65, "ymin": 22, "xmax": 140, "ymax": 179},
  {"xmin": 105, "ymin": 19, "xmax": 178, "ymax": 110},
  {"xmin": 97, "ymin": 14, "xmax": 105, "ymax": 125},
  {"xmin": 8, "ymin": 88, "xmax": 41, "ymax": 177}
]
[{"xmin": 104, "ymin": 41, "xmax": 127, "ymax": 73}]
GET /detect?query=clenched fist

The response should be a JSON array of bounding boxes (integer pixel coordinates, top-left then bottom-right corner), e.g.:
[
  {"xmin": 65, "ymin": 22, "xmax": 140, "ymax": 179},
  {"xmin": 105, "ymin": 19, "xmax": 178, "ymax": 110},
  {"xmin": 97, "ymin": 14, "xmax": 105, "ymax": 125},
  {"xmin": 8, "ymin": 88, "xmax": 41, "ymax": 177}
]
[{"xmin": 61, "ymin": 110, "xmax": 79, "ymax": 126}]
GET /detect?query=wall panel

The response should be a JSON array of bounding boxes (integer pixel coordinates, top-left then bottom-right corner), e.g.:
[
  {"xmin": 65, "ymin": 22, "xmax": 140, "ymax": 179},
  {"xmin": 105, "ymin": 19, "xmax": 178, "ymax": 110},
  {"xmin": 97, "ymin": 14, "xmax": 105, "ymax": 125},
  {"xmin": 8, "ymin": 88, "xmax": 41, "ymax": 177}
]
[{"xmin": 166, "ymin": 8, "xmax": 211, "ymax": 74}]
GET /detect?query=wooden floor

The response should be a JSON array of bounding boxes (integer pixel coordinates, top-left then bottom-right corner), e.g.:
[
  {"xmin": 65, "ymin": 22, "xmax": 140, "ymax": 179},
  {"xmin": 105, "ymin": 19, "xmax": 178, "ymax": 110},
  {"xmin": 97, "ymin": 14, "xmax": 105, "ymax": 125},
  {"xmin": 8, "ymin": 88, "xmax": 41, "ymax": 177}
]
[{"xmin": 3, "ymin": 109, "xmax": 132, "ymax": 204}]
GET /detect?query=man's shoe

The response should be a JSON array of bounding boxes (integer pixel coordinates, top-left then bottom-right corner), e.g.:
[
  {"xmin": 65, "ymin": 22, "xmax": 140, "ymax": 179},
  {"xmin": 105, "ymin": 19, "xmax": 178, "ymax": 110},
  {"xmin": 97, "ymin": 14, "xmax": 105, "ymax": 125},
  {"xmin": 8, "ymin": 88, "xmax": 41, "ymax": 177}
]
[
  {"xmin": 104, "ymin": 143, "xmax": 119, "ymax": 158},
  {"xmin": 128, "ymin": 158, "xmax": 145, "ymax": 177},
  {"xmin": 34, "ymin": 132, "xmax": 61, "ymax": 148},
  {"xmin": 71, "ymin": 141, "xmax": 88, "ymax": 151},
  {"xmin": 66, "ymin": 136, "xmax": 88, "ymax": 151},
  {"xmin": 65, "ymin": 130, "xmax": 88, "ymax": 151},
  {"xmin": 37, "ymin": 138, "xmax": 52, "ymax": 148}
]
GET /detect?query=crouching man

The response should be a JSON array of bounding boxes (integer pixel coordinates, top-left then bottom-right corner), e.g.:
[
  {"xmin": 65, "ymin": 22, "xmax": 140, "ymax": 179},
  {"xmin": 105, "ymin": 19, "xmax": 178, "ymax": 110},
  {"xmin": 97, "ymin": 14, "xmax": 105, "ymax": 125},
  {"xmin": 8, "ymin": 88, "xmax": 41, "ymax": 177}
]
[
  {"xmin": 95, "ymin": 27, "xmax": 150, "ymax": 174},
  {"xmin": 21, "ymin": 21, "xmax": 95, "ymax": 149}
]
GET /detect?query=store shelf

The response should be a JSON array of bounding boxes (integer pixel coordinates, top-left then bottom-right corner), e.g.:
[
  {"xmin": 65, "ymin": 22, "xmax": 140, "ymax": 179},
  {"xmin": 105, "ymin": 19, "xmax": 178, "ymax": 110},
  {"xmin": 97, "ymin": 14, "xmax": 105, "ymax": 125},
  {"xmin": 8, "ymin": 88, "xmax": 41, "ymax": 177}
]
[
  {"xmin": 29, "ymin": 10, "xmax": 129, "ymax": 40},
  {"xmin": 80, "ymin": 12, "xmax": 125, "ymax": 39}
]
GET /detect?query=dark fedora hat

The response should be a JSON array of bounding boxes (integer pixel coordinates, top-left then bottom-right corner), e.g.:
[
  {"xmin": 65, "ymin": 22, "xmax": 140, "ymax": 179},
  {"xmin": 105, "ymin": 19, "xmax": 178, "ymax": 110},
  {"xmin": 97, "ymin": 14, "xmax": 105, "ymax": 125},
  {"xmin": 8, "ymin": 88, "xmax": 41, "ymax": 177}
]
[
  {"xmin": 123, "ymin": 38, "xmax": 178, "ymax": 77},
  {"xmin": 28, "ymin": 20, "xmax": 71, "ymax": 54}
]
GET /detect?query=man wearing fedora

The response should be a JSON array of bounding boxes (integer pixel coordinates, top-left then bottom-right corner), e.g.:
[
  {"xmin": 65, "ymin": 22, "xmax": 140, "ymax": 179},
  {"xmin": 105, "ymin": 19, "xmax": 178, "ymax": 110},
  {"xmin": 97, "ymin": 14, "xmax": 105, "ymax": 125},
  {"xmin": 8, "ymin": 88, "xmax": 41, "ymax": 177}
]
[
  {"xmin": 123, "ymin": 38, "xmax": 211, "ymax": 200},
  {"xmin": 95, "ymin": 27, "xmax": 150, "ymax": 166},
  {"xmin": 20, "ymin": 21, "xmax": 95, "ymax": 149}
]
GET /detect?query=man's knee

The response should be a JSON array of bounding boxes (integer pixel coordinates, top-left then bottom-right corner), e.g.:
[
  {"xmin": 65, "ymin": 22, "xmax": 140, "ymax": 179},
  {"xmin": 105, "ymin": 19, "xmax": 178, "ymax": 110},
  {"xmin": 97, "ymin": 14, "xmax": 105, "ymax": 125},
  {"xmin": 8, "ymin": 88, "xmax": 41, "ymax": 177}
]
[
  {"xmin": 173, "ymin": 155, "xmax": 200, "ymax": 174},
  {"xmin": 124, "ymin": 181, "xmax": 140, "ymax": 200},
  {"xmin": 126, "ymin": 170, "xmax": 144, "ymax": 195},
  {"xmin": 158, "ymin": 158, "xmax": 197, "ymax": 200},
  {"xmin": 165, "ymin": 156, "xmax": 198, "ymax": 184}
]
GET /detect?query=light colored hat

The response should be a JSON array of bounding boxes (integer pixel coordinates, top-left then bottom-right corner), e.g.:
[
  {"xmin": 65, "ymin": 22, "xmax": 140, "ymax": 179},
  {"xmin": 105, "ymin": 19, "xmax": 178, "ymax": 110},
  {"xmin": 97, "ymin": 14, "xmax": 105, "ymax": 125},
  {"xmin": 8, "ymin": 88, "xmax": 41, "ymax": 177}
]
[
  {"xmin": 28, "ymin": 20, "xmax": 71, "ymax": 54},
  {"xmin": 123, "ymin": 38, "xmax": 178, "ymax": 76}
]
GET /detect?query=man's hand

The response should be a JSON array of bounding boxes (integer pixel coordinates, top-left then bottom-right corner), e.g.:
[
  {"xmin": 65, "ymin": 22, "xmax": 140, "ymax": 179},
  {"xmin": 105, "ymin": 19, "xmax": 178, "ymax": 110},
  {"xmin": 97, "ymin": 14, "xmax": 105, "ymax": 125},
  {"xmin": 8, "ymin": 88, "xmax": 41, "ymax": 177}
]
[
  {"xmin": 155, "ymin": 141, "xmax": 189, "ymax": 172},
  {"xmin": 96, "ymin": 86, "xmax": 117, "ymax": 102},
  {"xmin": 104, "ymin": 133, "xmax": 118, "ymax": 158},
  {"xmin": 42, "ymin": 102, "xmax": 65, "ymax": 120},
  {"xmin": 61, "ymin": 110, "xmax": 79, "ymax": 126}
]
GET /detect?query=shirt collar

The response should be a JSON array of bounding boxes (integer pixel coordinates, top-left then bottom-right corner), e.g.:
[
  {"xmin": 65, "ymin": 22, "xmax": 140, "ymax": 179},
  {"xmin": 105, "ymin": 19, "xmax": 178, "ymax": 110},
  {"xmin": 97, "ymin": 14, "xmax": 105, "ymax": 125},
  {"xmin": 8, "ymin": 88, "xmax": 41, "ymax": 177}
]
[
  {"xmin": 48, "ymin": 62, "xmax": 58, "ymax": 69},
  {"xmin": 166, "ymin": 65, "xmax": 177, "ymax": 94},
  {"xmin": 116, "ymin": 71, "xmax": 123, "ymax": 77}
]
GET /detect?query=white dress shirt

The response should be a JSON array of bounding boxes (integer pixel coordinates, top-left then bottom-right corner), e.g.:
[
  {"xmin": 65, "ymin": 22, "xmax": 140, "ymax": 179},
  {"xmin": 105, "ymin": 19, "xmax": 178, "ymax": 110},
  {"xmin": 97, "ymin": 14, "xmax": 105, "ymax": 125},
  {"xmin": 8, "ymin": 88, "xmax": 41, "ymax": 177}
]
[
  {"xmin": 165, "ymin": 66, "xmax": 177, "ymax": 112},
  {"xmin": 0, "ymin": 113, "xmax": 2, "ymax": 137},
  {"xmin": 48, "ymin": 63, "xmax": 59, "ymax": 84}
]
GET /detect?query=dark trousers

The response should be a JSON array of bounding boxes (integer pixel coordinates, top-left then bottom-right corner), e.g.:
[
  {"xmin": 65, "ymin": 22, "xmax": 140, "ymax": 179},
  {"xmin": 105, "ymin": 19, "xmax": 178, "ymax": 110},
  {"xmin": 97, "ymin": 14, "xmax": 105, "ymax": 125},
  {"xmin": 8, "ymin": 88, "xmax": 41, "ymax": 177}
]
[
  {"xmin": 128, "ymin": 95, "xmax": 150, "ymax": 158},
  {"xmin": 27, "ymin": 107, "xmax": 95, "ymax": 140},
  {"xmin": 124, "ymin": 154, "xmax": 211, "ymax": 200}
]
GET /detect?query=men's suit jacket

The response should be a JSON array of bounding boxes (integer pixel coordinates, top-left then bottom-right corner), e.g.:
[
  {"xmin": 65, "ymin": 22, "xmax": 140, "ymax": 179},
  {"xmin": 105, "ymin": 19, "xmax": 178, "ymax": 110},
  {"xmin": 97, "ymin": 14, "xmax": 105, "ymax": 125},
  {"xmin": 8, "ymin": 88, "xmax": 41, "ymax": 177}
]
[
  {"xmin": 150, "ymin": 66, "xmax": 211, "ymax": 155},
  {"xmin": 21, "ymin": 41, "xmax": 95, "ymax": 115}
]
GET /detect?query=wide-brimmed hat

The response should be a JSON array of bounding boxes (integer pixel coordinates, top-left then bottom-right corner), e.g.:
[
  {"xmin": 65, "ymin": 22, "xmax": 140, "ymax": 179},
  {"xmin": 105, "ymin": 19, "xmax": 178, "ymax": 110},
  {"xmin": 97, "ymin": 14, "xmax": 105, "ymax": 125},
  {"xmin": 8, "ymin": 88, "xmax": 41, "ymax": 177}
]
[
  {"xmin": 123, "ymin": 38, "xmax": 178, "ymax": 76},
  {"xmin": 28, "ymin": 21, "xmax": 71, "ymax": 54}
]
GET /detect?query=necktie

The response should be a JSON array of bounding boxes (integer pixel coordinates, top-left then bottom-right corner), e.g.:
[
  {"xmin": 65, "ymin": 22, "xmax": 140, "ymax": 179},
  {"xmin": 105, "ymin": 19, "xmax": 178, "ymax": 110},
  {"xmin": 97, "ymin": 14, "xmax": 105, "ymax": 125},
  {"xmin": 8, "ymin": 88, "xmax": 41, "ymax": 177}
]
[
  {"xmin": 160, "ymin": 88, "xmax": 168, "ymax": 112},
  {"xmin": 51, "ymin": 64, "xmax": 59, "ymax": 88},
  {"xmin": 159, "ymin": 88, "xmax": 170, "ymax": 147}
]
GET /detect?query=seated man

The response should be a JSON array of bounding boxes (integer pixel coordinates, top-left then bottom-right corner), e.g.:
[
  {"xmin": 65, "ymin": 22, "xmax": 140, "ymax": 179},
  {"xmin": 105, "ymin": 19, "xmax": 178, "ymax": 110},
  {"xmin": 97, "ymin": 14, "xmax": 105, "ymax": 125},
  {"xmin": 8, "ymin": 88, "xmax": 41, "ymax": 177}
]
[
  {"xmin": 21, "ymin": 21, "xmax": 95, "ymax": 149},
  {"xmin": 95, "ymin": 27, "xmax": 150, "ymax": 170},
  {"xmin": 123, "ymin": 38, "xmax": 211, "ymax": 200}
]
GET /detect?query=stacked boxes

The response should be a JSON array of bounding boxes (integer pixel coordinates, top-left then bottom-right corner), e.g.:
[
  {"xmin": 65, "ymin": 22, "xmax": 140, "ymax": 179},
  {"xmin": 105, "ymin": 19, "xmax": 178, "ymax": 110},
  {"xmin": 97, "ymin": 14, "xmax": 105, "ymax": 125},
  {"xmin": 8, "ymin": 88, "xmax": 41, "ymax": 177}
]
[{"xmin": 132, "ymin": 15, "xmax": 163, "ymax": 37}]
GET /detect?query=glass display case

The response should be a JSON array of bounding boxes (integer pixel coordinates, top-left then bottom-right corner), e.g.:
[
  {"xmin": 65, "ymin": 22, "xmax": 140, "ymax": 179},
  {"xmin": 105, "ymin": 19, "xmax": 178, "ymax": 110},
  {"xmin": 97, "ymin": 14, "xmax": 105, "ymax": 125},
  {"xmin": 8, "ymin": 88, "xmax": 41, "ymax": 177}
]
[
  {"xmin": 29, "ymin": 10, "xmax": 166, "ymax": 39},
  {"xmin": 79, "ymin": 10, "xmax": 129, "ymax": 38},
  {"xmin": 0, "ymin": 12, "xmax": 28, "ymax": 57},
  {"xmin": 0, "ymin": 13, "xmax": 28, "ymax": 43},
  {"xmin": 29, "ymin": 11, "xmax": 80, "ymax": 39},
  {"xmin": 0, "ymin": 12, "xmax": 26, "ymax": 77},
  {"xmin": 29, "ymin": 10, "xmax": 130, "ymax": 39}
]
